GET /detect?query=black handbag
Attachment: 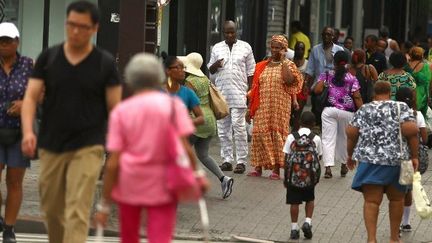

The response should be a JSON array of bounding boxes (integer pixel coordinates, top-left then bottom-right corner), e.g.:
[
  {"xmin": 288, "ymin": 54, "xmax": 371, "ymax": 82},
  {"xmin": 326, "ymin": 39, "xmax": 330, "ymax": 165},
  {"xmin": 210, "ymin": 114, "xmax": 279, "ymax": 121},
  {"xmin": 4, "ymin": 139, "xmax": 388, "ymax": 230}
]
[
  {"xmin": 0, "ymin": 128, "xmax": 21, "ymax": 146},
  {"xmin": 313, "ymin": 71, "xmax": 330, "ymax": 115}
]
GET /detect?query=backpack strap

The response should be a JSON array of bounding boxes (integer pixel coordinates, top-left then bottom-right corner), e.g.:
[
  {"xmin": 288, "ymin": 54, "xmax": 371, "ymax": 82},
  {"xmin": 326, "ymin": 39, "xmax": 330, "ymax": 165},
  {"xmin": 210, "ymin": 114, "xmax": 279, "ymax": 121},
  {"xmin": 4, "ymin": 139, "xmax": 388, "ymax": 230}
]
[
  {"xmin": 44, "ymin": 44, "xmax": 62, "ymax": 70},
  {"xmin": 292, "ymin": 131, "xmax": 301, "ymax": 140},
  {"xmin": 307, "ymin": 132, "xmax": 316, "ymax": 141}
]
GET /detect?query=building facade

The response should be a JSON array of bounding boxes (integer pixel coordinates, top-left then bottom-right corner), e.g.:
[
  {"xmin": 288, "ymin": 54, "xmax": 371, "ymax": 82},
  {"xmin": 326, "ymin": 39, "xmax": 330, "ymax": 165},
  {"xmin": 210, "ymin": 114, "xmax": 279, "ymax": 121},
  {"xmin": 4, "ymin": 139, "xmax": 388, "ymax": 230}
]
[{"xmin": 3, "ymin": 0, "xmax": 432, "ymax": 73}]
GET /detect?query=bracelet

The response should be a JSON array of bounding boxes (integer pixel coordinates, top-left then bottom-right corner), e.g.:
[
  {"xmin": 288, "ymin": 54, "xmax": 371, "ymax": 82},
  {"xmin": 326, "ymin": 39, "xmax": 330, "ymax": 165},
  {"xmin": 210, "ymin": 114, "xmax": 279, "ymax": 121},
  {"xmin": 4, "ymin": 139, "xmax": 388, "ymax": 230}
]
[{"xmin": 96, "ymin": 202, "xmax": 110, "ymax": 214}]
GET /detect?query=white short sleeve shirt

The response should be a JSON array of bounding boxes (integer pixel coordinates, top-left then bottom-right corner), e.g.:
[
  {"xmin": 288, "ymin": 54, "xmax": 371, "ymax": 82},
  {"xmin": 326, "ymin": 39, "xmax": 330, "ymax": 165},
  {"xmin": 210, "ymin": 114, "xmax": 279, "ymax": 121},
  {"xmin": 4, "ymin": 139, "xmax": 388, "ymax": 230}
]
[{"xmin": 207, "ymin": 40, "xmax": 256, "ymax": 108}]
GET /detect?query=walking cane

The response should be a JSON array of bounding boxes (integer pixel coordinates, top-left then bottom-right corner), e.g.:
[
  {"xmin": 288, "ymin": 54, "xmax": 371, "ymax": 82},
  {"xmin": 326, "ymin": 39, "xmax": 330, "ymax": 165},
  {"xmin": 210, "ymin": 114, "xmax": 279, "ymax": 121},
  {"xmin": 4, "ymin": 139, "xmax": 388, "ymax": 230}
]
[
  {"xmin": 198, "ymin": 198, "xmax": 210, "ymax": 243},
  {"xmin": 94, "ymin": 223, "xmax": 104, "ymax": 243}
]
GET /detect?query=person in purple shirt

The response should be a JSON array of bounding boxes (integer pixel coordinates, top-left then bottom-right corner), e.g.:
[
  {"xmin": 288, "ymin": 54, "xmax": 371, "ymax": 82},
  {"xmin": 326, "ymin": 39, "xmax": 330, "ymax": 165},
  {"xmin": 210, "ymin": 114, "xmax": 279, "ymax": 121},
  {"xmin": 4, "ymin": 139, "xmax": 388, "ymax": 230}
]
[
  {"xmin": 314, "ymin": 51, "xmax": 363, "ymax": 179},
  {"xmin": 0, "ymin": 22, "xmax": 33, "ymax": 242}
]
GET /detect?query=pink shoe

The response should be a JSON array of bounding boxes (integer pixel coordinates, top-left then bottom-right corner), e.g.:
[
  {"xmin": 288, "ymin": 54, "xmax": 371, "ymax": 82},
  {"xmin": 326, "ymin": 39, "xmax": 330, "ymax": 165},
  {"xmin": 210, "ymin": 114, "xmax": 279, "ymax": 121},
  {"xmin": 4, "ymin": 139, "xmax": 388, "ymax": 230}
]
[
  {"xmin": 269, "ymin": 172, "xmax": 281, "ymax": 180},
  {"xmin": 247, "ymin": 170, "xmax": 262, "ymax": 177}
]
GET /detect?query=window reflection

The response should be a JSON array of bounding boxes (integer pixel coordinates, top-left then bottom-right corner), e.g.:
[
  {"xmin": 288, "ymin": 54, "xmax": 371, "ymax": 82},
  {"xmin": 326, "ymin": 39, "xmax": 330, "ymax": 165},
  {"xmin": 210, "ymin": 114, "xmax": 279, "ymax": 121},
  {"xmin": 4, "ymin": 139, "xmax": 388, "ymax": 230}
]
[
  {"xmin": 0, "ymin": 0, "xmax": 19, "ymax": 25},
  {"xmin": 210, "ymin": 0, "xmax": 221, "ymax": 46}
]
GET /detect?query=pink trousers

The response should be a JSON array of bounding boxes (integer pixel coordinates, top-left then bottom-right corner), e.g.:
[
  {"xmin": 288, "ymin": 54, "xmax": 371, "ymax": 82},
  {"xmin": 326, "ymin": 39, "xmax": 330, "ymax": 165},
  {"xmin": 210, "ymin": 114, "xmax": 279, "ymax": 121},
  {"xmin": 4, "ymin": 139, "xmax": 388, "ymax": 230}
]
[{"xmin": 119, "ymin": 202, "xmax": 177, "ymax": 243}]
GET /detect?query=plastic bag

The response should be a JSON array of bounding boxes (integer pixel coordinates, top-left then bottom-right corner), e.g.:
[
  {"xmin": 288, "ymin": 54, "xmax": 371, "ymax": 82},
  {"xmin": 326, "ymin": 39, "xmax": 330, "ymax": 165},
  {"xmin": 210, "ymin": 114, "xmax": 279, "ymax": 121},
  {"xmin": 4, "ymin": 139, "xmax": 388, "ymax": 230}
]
[{"xmin": 412, "ymin": 172, "xmax": 432, "ymax": 219}]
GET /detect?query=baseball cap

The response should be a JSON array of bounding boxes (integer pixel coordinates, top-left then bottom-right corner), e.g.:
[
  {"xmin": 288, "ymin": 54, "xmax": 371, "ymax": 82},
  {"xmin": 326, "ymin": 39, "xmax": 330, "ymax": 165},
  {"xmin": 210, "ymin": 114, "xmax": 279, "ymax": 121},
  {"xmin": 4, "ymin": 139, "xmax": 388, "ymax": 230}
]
[{"xmin": 0, "ymin": 22, "xmax": 19, "ymax": 39}]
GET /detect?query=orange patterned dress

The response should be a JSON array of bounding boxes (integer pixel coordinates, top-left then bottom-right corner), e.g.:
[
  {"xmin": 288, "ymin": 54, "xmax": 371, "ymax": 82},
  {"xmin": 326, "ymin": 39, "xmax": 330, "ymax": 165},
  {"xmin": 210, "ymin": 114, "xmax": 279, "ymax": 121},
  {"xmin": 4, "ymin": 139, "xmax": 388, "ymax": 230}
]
[{"xmin": 250, "ymin": 60, "xmax": 303, "ymax": 169}]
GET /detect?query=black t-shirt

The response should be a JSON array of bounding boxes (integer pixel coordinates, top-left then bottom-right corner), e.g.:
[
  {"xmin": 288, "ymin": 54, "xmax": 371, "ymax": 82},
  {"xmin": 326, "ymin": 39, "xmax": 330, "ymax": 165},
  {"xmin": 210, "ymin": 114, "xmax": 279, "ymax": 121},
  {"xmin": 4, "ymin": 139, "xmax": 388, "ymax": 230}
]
[
  {"xmin": 31, "ymin": 44, "xmax": 121, "ymax": 152},
  {"xmin": 366, "ymin": 51, "xmax": 387, "ymax": 75}
]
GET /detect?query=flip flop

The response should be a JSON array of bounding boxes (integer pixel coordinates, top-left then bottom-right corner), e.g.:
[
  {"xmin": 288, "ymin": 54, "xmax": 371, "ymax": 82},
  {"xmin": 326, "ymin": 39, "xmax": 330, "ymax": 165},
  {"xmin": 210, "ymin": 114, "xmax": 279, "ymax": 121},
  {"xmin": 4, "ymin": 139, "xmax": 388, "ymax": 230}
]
[
  {"xmin": 269, "ymin": 172, "xmax": 281, "ymax": 180},
  {"xmin": 247, "ymin": 170, "xmax": 262, "ymax": 177}
]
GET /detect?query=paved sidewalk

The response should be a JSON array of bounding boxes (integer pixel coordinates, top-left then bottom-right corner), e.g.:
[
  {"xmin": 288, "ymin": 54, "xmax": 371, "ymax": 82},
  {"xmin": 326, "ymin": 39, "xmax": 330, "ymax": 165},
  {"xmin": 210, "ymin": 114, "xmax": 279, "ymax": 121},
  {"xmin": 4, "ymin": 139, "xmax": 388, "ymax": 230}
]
[{"xmin": 9, "ymin": 138, "xmax": 432, "ymax": 243}]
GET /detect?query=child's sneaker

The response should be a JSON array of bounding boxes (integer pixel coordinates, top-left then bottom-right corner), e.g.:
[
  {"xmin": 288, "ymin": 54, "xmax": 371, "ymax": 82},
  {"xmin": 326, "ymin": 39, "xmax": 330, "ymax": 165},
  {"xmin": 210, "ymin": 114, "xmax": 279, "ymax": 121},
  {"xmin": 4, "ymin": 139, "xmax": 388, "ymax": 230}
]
[
  {"xmin": 301, "ymin": 222, "xmax": 313, "ymax": 239},
  {"xmin": 400, "ymin": 224, "xmax": 412, "ymax": 232},
  {"xmin": 290, "ymin": 229, "xmax": 300, "ymax": 240}
]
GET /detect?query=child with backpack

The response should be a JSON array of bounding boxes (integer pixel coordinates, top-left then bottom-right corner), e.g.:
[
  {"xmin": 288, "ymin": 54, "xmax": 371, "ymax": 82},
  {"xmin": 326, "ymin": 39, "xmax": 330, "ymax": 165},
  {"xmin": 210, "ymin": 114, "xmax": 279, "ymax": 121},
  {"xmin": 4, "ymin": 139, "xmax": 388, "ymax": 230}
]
[{"xmin": 283, "ymin": 111, "xmax": 322, "ymax": 240}]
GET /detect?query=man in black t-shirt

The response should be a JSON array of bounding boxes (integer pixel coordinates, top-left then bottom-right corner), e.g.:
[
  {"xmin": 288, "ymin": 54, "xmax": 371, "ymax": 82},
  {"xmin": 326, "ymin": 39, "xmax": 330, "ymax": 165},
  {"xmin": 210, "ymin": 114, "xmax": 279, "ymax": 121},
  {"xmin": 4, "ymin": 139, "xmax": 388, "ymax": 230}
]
[
  {"xmin": 365, "ymin": 34, "xmax": 388, "ymax": 75},
  {"xmin": 21, "ymin": 2, "xmax": 122, "ymax": 243}
]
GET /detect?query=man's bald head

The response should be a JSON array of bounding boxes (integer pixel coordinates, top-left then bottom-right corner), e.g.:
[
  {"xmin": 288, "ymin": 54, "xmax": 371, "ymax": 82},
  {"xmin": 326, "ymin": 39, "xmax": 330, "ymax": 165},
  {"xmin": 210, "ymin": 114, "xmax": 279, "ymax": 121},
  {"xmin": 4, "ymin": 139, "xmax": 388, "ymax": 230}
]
[{"xmin": 223, "ymin": 21, "xmax": 237, "ymax": 45}]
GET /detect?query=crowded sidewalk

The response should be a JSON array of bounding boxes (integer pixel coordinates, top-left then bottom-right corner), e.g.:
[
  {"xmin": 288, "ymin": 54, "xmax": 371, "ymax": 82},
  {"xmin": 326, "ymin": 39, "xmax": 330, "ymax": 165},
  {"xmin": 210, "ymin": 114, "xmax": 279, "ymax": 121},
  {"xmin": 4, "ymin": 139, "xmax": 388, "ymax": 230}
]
[{"xmin": 9, "ymin": 138, "xmax": 432, "ymax": 243}]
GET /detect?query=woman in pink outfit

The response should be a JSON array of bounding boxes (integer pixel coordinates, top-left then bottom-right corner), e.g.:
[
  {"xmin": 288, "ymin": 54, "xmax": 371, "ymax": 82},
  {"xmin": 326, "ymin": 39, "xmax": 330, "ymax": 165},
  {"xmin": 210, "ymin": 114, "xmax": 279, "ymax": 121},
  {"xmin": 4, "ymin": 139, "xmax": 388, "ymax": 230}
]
[{"xmin": 94, "ymin": 53, "xmax": 208, "ymax": 243}]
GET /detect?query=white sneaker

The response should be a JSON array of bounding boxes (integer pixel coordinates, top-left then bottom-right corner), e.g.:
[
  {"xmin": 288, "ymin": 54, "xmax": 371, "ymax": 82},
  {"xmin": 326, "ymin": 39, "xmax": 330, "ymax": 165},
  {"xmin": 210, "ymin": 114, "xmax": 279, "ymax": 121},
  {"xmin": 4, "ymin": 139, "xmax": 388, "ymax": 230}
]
[{"xmin": 221, "ymin": 176, "xmax": 234, "ymax": 199}]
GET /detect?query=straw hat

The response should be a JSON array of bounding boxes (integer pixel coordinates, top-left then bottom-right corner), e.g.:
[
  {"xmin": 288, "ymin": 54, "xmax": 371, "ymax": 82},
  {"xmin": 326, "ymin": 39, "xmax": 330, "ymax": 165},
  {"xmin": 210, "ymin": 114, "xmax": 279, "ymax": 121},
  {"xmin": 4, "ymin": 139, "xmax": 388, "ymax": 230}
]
[{"xmin": 178, "ymin": 52, "xmax": 205, "ymax": 77}]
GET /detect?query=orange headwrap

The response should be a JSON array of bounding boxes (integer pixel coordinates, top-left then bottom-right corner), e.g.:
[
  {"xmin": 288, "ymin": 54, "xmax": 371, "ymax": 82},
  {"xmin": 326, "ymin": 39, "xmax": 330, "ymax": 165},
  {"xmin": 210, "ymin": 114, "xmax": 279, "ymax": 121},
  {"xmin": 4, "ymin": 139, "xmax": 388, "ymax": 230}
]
[{"xmin": 271, "ymin": 35, "xmax": 288, "ymax": 50}]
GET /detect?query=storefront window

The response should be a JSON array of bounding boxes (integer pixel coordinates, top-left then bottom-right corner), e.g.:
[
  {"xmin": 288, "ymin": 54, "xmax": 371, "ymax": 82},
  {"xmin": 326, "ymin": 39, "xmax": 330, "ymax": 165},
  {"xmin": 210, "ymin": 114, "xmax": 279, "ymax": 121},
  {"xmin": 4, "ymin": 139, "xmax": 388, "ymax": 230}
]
[
  {"xmin": 1, "ymin": 0, "xmax": 19, "ymax": 25},
  {"xmin": 210, "ymin": 0, "xmax": 222, "ymax": 46}
]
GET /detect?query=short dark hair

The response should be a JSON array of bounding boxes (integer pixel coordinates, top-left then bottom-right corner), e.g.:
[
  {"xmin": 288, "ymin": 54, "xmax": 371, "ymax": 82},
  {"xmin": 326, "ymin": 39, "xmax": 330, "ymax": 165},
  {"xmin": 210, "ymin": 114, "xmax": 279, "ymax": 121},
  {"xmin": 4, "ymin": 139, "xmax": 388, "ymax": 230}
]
[
  {"xmin": 67, "ymin": 1, "xmax": 100, "ymax": 24},
  {"xmin": 161, "ymin": 52, "xmax": 178, "ymax": 69},
  {"xmin": 389, "ymin": 51, "xmax": 407, "ymax": 68},
  {"xmin": 290, "ymin": 21, "xmax": 302, "ymax": 31},
  {"xmin": 396, "ymin": 87, "xmax": 414, "ymax": 109},
  {"xmin": 366, "ymin": 35, "xmax": 378, "ymax": 43},
  {"xmin": 300, "ymin": 111, "xmax": 316, "ymax": 128},
  {"xmin": 379, "ymin": 26, "xmax": 389, "ymax": 38},
  {"xmin": 345, "ymin": 36, "xmax": 354, "ymax": 42}
]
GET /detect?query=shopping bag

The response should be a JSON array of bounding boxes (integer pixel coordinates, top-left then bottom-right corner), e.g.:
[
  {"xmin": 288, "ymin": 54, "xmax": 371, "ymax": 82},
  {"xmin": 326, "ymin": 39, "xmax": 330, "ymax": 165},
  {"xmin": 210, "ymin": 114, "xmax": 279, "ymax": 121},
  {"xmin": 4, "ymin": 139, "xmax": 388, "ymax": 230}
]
[
  {"xmin": 426, "ymin": 106, "xmax": 432, "ymax": 133},
  {"xmin": 166, "ymin": 99, "xmax": 201, "ymax": 203},
  {"xmin": 209, "ymin": 83, "xmax": 229, "ymax": 120},
  {"xmin": 412, "ymin": 172, "xmax": 432, "ymax": 219}
]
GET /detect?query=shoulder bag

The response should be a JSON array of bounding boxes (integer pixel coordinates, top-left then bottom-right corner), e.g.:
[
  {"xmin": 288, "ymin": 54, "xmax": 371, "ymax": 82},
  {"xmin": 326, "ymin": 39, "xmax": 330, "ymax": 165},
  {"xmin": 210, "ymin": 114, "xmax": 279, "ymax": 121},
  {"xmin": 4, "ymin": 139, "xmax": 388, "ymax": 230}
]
[
  {"xmin": 0, "ymin": 128, "xmax": 21, "ymax": 146},
  {"xmin": 166, "ymin": 98, "xmax": 201, "ymax": 203},
  {"xmin": 209, "ymin": 83, "xmax": 229, "ymax": 120},
  {"xmin": 397, "ymin": 102, "xmax": 415, "ymax": 185},
  {"xmin": 314, "ymin": 71, "xmax": 329, "ymax": 114}
]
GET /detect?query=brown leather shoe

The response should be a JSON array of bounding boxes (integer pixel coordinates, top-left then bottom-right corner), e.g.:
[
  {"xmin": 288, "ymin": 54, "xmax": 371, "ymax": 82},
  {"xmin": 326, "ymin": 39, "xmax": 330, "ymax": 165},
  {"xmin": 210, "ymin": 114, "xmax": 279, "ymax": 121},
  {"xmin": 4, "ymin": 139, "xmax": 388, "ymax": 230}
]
[
  {"xmin": 233, "ymin": 164, "xmax": 246, "ymax": 174},
  {"xmin": 219, "ymin": 162, "xmax": 233, "ymax": 171}
]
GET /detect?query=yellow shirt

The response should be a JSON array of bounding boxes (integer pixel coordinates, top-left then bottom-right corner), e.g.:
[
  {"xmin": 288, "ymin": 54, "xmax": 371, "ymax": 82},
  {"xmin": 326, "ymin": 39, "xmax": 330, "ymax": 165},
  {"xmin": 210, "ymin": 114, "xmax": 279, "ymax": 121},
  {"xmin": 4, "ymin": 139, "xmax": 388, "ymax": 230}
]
[{"xmin": 289, "ymin": 31, "xmax": 311, "ymax": 59}]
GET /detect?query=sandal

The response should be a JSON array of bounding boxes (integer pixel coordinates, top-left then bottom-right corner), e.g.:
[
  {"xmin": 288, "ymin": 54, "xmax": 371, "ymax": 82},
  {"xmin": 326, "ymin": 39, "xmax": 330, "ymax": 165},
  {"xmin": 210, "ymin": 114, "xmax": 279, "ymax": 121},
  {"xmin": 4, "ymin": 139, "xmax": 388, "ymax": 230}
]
[
  {"xmin": 247, "ymin": 170, "xmax": 262, "ymax": 177},
  {"xmin": 324, "ymin": 167, "xmax": 332, "ymax": 179},
  {"xmin": 269, "ymin": 172, "xmax": 281, "ymax": 180},
  {"xmin": 341, "ymin": 164, "xmax": 348, "ymax": 177}
]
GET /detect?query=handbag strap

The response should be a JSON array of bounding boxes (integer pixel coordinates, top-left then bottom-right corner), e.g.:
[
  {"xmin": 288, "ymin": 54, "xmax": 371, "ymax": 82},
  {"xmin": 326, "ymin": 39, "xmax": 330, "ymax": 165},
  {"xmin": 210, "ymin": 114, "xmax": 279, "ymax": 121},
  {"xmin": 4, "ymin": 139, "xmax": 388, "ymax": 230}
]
[{"xmin": 397, "ymin": 102, "xmax": 403, "ymax": 156}]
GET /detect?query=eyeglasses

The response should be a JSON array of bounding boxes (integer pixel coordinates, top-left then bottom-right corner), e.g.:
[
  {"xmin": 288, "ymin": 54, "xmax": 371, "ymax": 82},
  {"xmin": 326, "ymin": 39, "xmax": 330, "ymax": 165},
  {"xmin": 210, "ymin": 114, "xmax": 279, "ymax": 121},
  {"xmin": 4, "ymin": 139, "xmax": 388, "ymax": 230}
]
[
  {"xmin": 169, "ymin": 65, "xmax": 186, "ymax": 70},
  {"xmin": 65, "ymin": 21, "xmax": 94, "ymax": 32}
]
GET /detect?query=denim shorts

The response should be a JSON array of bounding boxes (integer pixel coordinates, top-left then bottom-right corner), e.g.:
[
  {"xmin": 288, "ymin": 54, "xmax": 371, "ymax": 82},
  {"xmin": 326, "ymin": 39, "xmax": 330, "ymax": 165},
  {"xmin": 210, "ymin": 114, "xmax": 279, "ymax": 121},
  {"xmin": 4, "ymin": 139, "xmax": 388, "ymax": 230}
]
[{"xmin": 0, "ymin": 141, "xmax": 30, "ymax": 168}]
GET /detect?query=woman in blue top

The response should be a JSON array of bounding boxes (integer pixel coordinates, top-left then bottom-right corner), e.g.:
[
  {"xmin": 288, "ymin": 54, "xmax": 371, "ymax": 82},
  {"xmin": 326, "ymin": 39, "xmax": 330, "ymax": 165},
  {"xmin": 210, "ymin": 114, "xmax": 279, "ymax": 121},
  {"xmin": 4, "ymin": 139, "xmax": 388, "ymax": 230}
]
[
  {"xmin": 163, "ymin": 55, "xmax": 204, "ymax": 126},
  {"xmin": 0, "ymin": 23, "xmax": 33, "ymax": 242}
]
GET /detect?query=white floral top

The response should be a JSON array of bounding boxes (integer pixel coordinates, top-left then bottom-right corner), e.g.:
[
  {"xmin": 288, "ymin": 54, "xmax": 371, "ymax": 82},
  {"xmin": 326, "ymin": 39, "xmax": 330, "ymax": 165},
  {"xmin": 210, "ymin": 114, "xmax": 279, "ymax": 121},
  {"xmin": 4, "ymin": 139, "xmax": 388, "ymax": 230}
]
[{"xmin": 349, "ymin": 100, "xmax": 415, "ymax": 166}]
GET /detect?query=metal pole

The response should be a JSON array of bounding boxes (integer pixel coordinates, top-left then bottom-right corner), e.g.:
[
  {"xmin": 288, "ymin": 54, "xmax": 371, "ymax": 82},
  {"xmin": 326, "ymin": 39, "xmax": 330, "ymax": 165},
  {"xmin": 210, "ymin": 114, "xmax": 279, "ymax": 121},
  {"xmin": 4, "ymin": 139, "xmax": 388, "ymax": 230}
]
[
  {"xmin": 352, "ymin": 0, "xmax": 363, "ymax": 48},
  {"xmin": 404, "ymin": 0, "xmax": 410, "ymax": 41},
  {"xmin": 334, "ymin": 0, "xmax": 342, "ymax": 29},
  {"xmin": 43, "ymin": 0, "xmax": 50, "ymax": 49}
]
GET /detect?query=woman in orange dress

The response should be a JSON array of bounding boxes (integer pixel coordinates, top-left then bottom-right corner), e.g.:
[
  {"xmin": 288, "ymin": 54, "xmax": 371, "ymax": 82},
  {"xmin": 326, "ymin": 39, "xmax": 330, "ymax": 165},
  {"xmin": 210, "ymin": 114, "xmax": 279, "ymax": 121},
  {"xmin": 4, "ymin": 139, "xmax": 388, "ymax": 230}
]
[{"xmin": 247, "ymin": 35, "xmax": 304, "ymax": 179}]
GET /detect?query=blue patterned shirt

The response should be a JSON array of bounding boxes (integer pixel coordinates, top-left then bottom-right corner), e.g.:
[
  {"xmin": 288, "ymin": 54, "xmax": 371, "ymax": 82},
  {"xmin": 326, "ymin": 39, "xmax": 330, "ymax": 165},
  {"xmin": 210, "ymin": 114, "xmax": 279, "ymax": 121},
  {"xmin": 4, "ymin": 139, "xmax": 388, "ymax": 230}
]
[{"xmin": 0, "ymin": 54, "xmax": 33, "ymax": 128}]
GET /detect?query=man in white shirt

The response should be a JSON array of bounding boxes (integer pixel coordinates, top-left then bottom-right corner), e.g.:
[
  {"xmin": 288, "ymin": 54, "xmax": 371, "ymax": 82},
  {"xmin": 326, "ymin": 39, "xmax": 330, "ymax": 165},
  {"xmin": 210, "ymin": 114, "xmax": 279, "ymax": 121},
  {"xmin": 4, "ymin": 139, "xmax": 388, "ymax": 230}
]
[{"xmin": 207, "ymin": 21, "xmax": 256, "ymax": 174}]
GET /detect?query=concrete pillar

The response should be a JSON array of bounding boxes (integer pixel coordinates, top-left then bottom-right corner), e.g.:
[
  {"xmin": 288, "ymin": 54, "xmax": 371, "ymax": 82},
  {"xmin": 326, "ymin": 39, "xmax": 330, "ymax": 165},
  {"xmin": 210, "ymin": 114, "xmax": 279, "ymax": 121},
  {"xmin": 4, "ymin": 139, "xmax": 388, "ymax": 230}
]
[
  {"xmin": 352, "ymin": 0, "xmax": 363, "ymax": 48},
  {"xmin": 285, "ymin": 0, "xmax": 292, "ymax": 35},
  {"xmin": 309, "ymin": 0, "xmax": 320, "ymax": 45}
]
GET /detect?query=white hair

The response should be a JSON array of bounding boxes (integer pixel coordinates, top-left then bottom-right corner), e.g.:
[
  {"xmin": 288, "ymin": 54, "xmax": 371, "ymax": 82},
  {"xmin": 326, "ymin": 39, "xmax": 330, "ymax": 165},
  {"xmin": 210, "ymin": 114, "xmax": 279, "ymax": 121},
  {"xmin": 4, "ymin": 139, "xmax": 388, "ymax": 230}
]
[{"xmin": 124, "ymin": 53, "xmax": 165, "ymax": 90}]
